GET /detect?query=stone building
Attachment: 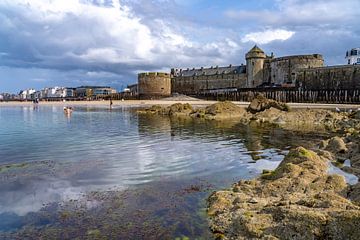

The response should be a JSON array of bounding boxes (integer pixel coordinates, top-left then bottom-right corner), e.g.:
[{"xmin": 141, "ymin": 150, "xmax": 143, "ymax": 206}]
[
  {"xmin": 138, "ymin": 72, "xmax": 171, "ymax": 98},
  {"xmin": 170, "ymin": 65, "xmax": 246, "ymax": 95},
  {"xmin": 269, "ymin": 54, "xmax": 324, "ymax": 86},
  {"xmin": 245, "ymin": 45, "xmax": 268, "ymax": 88},
  {"xmin": 137, "ymin": 45, "xmax": 360, "ymax": 97},
  {"xmin": 170, "ymin": 45, "xmax": 324, "ymax": 94},
  {"xmin": 346, "ymin": 48, "xmax": 360, "ymax": 65}
]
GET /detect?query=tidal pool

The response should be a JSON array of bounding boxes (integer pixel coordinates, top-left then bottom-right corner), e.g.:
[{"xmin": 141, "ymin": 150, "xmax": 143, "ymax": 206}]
[{"xmin": 0, "ymin": 105, "xmax": 330, "ymax": 239}]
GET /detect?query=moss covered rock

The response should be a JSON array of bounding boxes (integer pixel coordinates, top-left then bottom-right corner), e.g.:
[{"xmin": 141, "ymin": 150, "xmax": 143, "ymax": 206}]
[
  {"xmin": 192, "ymin": 101, "xmax": 248, "ymax": 120},
  {"xmin": 247, "ymin": 94, "xmax": 290, "ymax": 114},
  {"xmin": 208, "ymin": 147, "xmax": 360, "ymax": 240}
]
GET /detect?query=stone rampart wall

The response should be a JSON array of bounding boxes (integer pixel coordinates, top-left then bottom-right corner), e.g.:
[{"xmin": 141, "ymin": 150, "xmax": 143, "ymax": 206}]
[
  {"xmin": 270, "ymin": 55, "xmax": 324, "ymax": 84},
  {"xmin": 171, "ymin": 73, "xmax": 246, "ymax": 95},
  {"xmin": 297, "ymin": 65, "xmax": 360, "ymax": 90}
]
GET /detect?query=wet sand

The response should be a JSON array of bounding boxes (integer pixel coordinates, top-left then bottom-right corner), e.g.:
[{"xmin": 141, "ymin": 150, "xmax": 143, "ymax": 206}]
[{"xmin": 1, "ymin": 100, "xmax": 360, "ymax": 109}]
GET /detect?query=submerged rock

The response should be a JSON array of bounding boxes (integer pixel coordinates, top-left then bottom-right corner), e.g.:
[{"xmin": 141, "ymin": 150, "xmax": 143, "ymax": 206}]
[
  {"xmin": 247, "ymin": 94, "xmax": 290, "ymax": 114},
  {"xmin": 208, "ymin": 147, "xmax": 360, "ymax": 240},
  {"xmin": 138, "ymin": 105, "xmax": 166, "ymax": 114}
]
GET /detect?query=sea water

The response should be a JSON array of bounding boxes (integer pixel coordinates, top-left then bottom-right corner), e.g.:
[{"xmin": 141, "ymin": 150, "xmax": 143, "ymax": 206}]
[{"xmin": 0, "ymin": 105, "xmax": 329, "ymax": 239}]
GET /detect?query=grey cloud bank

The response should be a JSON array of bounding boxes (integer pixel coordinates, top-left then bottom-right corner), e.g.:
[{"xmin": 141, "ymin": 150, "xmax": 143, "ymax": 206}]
[{"xmin": 0, "ymin": 0, "xmax": 359, "ymax": 92}]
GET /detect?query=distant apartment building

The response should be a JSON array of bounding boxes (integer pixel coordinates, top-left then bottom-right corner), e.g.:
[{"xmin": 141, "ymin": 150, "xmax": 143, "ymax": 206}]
[
  {"xmin": 19, "ymin": 89, "xmax": 36, "ymax": 100},
  {"xmin": 65, "ymin": 88, "xmax": 76, "ymax": 98},
  {"xmin": 124, "ymin": 84, "xmax": 138, "ymax": 94},
  {"xmin": 47, "ymin": 87, "xmax": 66, "ymax": 98},
  {"xmin": 346, "ymin": 48, "xmax": 360, "ymax": 65},
  {"xmin": 34, "ymin": 87, "xmax": 76, "ymax": 99},
  {"xmin": 0, "ymin": 93, "xmax": 19, "ymax": 101},
  {"xmin": 14, "ymin": 86, "xmax": 116, "ymax": 101},
  {"xmin": 76, "ymin": 86, "xmax": 117, "ymax": 98}
]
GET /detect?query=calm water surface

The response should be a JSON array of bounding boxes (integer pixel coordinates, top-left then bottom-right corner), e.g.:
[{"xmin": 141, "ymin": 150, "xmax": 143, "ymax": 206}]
[{"xmin": 0, "ymin": 105, "xmax": 328, "ymax": 239}]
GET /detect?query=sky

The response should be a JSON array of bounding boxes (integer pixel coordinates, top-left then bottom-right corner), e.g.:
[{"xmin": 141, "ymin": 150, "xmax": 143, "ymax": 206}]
[{"xmin": 0, "ymin": 0, "xmax": 359, "ymax": 93}]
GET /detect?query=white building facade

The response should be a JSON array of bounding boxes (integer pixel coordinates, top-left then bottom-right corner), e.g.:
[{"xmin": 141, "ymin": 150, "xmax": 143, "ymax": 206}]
[
  {"xmin": 346, "ymin": 48, "xmax": 360, "ymax": 65},
  {"xmin": 20, "ymin": 89, "xmax": 36, "ymax": 100}
]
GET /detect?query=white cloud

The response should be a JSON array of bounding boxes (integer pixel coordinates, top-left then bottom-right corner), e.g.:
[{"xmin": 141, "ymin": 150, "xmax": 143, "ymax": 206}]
[
  {"xmin": 0, "ymin": 0, "xmax": 242, "ymax": 75},
  {"xmin": 2, "ymin": 0, "xmax": 358, "ymax": 92},
  {"xmin": 241, "ymin": 29, "xmax": 295, "ymax": 44}
]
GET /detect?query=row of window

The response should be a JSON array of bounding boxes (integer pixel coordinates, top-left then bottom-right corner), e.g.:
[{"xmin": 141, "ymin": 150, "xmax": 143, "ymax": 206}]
[
  {"xmin": 346, "ymin": 49, "xmax": 360, "ymax": 57},
  {"xmin": 347, "ymin": 58, "xmax": 360, "ymax": 64}
]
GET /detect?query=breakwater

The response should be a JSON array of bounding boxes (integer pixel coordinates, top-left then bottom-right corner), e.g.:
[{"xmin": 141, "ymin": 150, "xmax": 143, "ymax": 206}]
[{"xmin": 195, "ymin": 88, "xmax": 360, "ymax": 103}]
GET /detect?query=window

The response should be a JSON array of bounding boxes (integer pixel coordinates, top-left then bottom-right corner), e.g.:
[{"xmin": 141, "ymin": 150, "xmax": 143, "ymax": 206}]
[
  {"xmin": 348, "ymin": 59, "xmax": 351, "ymax": 64},
  {"xmin": 357, "ymin": 58, "xmax": 360, "ymax": 63},
  {"xmin": 284, "ymin": 74, "xmax": 289, "ymax": 83}
]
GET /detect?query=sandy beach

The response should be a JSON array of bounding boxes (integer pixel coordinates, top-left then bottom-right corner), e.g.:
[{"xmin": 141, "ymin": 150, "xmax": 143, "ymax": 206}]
[{"xmin": 1, "ymin": 100, "xmax": 360, "ymax": 110}]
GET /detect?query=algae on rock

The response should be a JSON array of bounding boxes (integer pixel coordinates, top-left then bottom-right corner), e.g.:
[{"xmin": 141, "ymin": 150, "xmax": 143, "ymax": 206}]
[{"xmin": 208, "ymin": 147, "xmax": 360, "ymax": 240}]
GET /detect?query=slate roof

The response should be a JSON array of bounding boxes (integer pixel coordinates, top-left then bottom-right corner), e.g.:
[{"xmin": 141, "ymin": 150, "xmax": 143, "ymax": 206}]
[
  {"xmin": 248, "ymin": 45, "xmax": 265, "ymax": 54},
  {"xmin": 177, "ymin": 65, "xmax": 246, "ymax": 77}
]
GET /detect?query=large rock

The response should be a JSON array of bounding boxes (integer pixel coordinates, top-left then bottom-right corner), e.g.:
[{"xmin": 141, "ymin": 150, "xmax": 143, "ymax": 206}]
[
  {"xmin": 208, "ymin": 147, "xmax": 360, "ymax": 240},
  {"xmin": 137, "ymin": 105, "xmax": 166, "ymax": 114},
  {"xmin": 167, "ymin": 103, "xmax": 193, "ymax": 116},
  {"xmin": 350, "ymin": 110, "xmax": 360, "ymax": 120},
  {"xmin": 326, "ymin": 136, "xmax": 348, "ymax": 154},
  {"xmin": 138, "ymin": 103, "xmax": 193, "ymax": 116},
  {"xmin": 191, "ymin": 101, "xmax": 248, "ymax": 120},
  {"xmin": 247, "ymin": 94, "xmax": 290, "ymax": 114}
]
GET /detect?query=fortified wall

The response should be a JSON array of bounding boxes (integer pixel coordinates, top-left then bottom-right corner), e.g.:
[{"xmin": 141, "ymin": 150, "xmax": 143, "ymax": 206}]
[
  {"xmin": 137, "ymin": 45, "xmax": 360, "ymax": 101},
  {"xmin": 297, "ymin": 65, "xmax": 360, "ymax": 90},
  {"xmin": 138, "ymin": 72, "xmax": 171, "ymax": 98},
  {"xmin": 171, "ymin": 65, "xmax": 246, "ymax": 95},
  {"xmin": 270, "ymin": 54, "xmax": 324, "ymax": 85},
  {"xmin": 169, "ymin": 46, "xmax": 324, "ymax": 94}
]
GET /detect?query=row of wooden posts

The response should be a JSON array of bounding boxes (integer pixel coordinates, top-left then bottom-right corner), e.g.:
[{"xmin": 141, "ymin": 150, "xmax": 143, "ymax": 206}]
[
  {"xmin": 95, "ymin": 89, "xmax": 360, "ymax": 104},
  {"xmin": 196, "ymin": 89, "xmax": 360, "ymax": 103}
]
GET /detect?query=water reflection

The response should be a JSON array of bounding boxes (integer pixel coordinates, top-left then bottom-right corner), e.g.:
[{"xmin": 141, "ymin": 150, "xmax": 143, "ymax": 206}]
[{"xmin": 0, "ymin": 106, "xmax": 330, "ymax": 238}]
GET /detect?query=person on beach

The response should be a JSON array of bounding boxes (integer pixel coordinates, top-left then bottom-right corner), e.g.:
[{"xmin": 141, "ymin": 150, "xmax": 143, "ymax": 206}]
[
  {"xmin": 110, "ymin": 98, "xmax": 113, "ymax": 110},
  {"xmin": 63, "ymin": 107, "xmax": 73, "ymax": 117}
]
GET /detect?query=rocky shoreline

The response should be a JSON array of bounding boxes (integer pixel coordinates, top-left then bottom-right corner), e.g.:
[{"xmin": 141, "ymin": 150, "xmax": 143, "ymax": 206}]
[{"xmin": 139, "ymin": 95, "xmax": 360, "ymax": 240}]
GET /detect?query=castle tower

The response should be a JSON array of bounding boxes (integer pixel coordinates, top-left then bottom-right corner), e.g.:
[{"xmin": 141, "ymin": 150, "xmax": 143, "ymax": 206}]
[
  {"xmin": 138, "ymin": 72, "xmax": 171, "ymax": 99},
  {"xmin": 246, "ymin": 45, "xmax": 266, "ymax": 88}
]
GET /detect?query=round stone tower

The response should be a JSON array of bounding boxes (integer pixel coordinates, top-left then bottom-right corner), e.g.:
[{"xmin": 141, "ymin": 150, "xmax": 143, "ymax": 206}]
[
  {"xmin": 246, "ymin": 45, "xmax": 266, "ymax": 88},
  {"xmin": 138, "ymin": 72, "xmax": 171, "ymax": 99}
]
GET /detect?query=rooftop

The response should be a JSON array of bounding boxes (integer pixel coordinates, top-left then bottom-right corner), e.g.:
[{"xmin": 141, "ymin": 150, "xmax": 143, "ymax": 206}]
[
  {"xmin": 77, "ymin": 86, "xmax": 112, "ymax": 89},
  {"xmin": 177, "ymin": 65, "xmax": 246, "ymax": 77},
  {"xmin": 247, "ymin": 45, "xmax": 265, "ymax": 54}
]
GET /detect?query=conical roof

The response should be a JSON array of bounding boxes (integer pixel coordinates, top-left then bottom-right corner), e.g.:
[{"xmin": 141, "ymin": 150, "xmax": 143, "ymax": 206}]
[
  {"xmin": 248, "ymin": 45, "xmax": 264, "ymax": 54},
  {"xmin": 246, "ymin": 45, "xmax": 266, "ymax": 59}
]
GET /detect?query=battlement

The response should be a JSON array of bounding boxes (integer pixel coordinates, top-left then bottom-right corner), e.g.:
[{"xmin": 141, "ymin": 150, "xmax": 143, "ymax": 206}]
[
  {"xmin": 138, "ymin": 72, "xmax": 170, "ymax": 78},
  {"xmin": 272, "ymin": 54, "xmax": 324, "ymax": 62}
]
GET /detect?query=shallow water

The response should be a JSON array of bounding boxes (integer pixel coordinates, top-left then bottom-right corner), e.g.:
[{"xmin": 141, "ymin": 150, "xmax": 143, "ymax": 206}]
[{"xmin": 0, "ymin": 105, "xmax": 330, "ymax": 239}]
